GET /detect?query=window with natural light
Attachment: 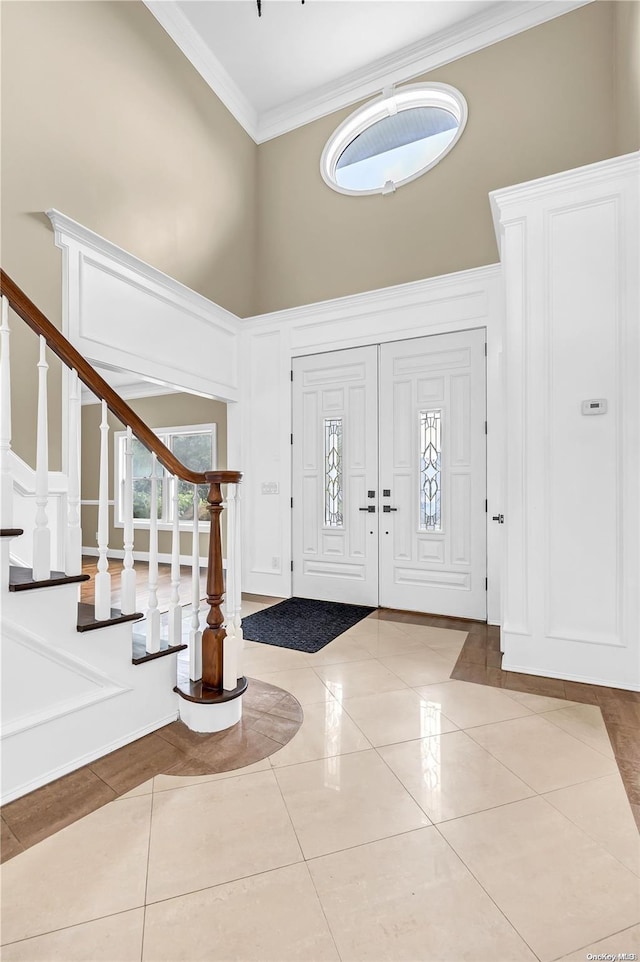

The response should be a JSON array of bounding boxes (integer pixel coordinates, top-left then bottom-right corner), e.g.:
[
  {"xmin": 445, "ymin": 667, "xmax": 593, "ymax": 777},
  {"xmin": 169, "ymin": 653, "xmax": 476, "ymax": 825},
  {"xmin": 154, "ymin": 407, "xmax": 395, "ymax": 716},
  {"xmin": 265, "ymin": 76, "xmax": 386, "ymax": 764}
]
[
  {"xmin": 321, "ymin": 83, "xmax": 467, "ymax": 196},
  {"xmin": 114, "ymin": 423, "xmax": 217, "ymax": 529}
]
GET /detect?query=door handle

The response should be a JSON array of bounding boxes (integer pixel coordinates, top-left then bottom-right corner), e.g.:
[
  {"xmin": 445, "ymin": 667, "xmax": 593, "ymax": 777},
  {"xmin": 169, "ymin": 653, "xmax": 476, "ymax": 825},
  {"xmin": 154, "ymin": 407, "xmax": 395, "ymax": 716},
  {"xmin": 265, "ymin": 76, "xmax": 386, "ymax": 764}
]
[
  {"xmin": 383, "ymin": 505, "xmax": 398, "ymax": 513},
  {"xmin": 359, "ymin": 506, "xmax": 376, "ymax": 513},
  {"xmin": 492, "ymin": 514, "xmax": 504, "ymax": 524}
]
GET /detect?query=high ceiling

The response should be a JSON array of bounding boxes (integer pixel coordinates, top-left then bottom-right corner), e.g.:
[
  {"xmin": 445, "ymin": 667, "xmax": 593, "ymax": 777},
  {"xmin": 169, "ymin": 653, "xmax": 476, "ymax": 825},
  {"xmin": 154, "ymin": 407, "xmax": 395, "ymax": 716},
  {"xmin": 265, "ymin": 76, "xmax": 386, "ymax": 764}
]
[
  {"xmin": 178, "ymin": 0, "xmax": 498, "ymax": 114},
  {"xmin": 144, "ymin": 0, "xmax": 589, "ymax": 142}
]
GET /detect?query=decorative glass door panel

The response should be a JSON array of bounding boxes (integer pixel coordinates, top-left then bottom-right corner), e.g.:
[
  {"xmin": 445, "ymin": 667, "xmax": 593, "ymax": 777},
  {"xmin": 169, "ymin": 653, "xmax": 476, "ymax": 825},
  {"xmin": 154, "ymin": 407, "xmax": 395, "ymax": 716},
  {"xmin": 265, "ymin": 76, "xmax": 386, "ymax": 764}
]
[
  {"xmin": 378, "ymin": 330, "xmax": 487, "ymax": 619},
  {"xmin": 292, "ymin": 346, "xmax": 379, "ymax": 605}
]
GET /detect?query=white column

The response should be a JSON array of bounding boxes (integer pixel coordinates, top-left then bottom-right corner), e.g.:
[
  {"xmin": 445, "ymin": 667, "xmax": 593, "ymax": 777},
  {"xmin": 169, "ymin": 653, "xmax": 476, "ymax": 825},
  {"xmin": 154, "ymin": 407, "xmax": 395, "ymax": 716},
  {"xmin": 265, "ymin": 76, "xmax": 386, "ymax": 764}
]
[
  {"xmin": 222, "ymin": 483, "xmax": 238, "ymax": 690},
  {"xmin": 32, "ymin": 336, "xmax": 51, "ymax": 580},
  {"xmin": 145, "ymin": 452, "xmax": 161, "ymax": 653},
  {"xmin": 94, "ymin": 399, "xmax": 111, "ymax": 619},
  {"xmin": 120, "ymin": 426, "xmax": 137, "ymax": 614},
  {"xmin": 189, "ymin": 484, "xmax": 202, "ymax": 681},
  {"xmin": 0, "ymin": 296, "xmax": 13, "ymax": 529},
  {"xmin": 224, "ymin": 483, "xmax": 236, "ymax": 644},
  {"xmin": 168, "ymin": 474, "xmax": 182, "ymax": 647},
  {"xmin": 65, "ymin": 370, "xmax": 82, "ymax": 576},
  {"xmin": 232, "ymin": 482, "xmax": 244, "ymax": 679}
]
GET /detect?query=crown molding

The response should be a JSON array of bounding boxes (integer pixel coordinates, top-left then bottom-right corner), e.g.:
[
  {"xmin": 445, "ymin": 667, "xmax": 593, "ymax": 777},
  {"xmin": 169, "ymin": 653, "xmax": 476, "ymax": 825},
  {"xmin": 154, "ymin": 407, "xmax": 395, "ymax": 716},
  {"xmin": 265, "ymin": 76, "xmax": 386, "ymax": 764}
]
[
  {"xmin": 490, "ymin": 150, "xmax": 639, "ymax": 210},
  {"xmin": 244, "ymin": 263, "xmax": 502, "ymax": 332},
  {"xmin": 142, "ymin": 0, "xmax": 260, "ymax": 141},
  {"xmin": 490, "ymin": 151, "xmax": 640, "ymax": 240},
  {"xmin": 256, "ymin": 1, "xmax": 591, "ymax": 142},
  {"xmin": 143, "ymin": 0, "xmax": 591, "ymax": 144}
]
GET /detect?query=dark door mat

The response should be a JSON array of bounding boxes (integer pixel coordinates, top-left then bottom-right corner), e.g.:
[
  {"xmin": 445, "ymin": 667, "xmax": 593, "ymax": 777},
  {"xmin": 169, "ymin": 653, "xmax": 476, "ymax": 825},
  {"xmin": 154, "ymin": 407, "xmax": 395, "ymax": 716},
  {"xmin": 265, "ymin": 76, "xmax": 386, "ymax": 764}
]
[{"xmin": 241, "ymin": 597, "xmax": 376, "ymax": 653}]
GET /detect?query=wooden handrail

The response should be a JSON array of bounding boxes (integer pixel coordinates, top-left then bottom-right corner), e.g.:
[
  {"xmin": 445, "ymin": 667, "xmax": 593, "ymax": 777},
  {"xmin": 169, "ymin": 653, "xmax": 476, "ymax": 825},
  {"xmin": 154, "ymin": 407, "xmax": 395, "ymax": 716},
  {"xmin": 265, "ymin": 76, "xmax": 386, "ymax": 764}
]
[{"xmin": 0, "ymin": 269, "xmax": 239, "ymax": 486}]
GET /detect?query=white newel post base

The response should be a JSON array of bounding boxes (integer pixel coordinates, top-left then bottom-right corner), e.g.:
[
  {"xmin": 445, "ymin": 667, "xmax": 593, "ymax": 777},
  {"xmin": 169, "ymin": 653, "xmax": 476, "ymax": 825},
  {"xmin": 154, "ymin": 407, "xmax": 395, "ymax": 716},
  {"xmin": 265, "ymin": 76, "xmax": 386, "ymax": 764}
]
[{"xmin": 178, "ymin": 695, "xmax": 243, "ymax": 733}]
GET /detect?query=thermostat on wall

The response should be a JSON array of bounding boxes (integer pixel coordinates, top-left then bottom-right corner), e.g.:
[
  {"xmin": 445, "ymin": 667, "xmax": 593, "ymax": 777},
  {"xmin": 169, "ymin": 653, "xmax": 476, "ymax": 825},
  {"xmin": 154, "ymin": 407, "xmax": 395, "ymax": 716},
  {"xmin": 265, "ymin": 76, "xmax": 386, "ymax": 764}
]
[{"xmin": 581, "ymin": 399, "xmax": 607, "ymax": 415}]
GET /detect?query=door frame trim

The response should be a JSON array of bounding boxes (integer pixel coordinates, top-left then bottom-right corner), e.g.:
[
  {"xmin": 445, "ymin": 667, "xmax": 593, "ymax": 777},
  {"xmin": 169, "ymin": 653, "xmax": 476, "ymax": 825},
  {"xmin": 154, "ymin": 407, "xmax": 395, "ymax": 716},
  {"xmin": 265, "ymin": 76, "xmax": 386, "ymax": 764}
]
[{"xmin": 241, "ymin": 264, "xmax": 504, "ymax": 625}]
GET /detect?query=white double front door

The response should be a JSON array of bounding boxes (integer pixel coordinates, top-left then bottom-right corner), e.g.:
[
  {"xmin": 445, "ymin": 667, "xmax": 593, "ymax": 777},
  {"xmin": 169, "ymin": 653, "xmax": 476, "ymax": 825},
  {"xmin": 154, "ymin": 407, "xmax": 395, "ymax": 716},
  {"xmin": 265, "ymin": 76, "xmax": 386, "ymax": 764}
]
[{"xmin": 292, "ymin": 329, "xmax": 487, "ymax": 619}]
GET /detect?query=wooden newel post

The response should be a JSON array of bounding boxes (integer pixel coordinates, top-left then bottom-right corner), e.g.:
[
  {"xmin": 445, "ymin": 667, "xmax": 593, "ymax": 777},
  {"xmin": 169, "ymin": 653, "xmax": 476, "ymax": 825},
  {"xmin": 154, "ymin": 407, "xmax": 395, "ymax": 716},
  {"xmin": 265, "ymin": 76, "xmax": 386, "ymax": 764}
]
[{"xmin": 202, "ymin": 471, "xmax": 242, "ymax": 691}]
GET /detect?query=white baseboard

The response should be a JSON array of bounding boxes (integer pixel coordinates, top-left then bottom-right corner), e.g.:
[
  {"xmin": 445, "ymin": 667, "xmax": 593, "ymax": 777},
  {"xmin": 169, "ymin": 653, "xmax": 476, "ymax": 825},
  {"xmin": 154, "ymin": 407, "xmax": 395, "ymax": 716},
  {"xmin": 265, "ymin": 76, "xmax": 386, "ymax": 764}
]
[
  {"xmin": 501, "ymin": 658, "xmax": 640, "ymax": 693},
  {"xmin": 0, "ymin": 710, "xmax": 180, "ymax": 805},
  {"xmin": 81, "ymin": 546, "xmax": 217, "ymax": 569}
]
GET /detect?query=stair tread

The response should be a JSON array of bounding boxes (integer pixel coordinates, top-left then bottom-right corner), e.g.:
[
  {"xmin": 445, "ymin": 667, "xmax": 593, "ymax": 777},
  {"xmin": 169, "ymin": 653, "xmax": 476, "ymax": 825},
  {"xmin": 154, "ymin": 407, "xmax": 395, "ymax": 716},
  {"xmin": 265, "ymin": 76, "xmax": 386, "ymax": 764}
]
[
  {"xmin": 9, "ymin": 566, "xmax": 90, "ymax": 591},
  {"xmin": 0, "ymin": 529, "xmax": 24, "ymax": 538},
  {"xmin": 175, "ymin": 676, "xmax": 248, "ymax": 705},
  {"xmin": 131, "ymin": 634, "xmax": 187, "ymax": 665},
  {"xmin": 77, "ymin": 603, "xmax": 144, "ymax": 633}
]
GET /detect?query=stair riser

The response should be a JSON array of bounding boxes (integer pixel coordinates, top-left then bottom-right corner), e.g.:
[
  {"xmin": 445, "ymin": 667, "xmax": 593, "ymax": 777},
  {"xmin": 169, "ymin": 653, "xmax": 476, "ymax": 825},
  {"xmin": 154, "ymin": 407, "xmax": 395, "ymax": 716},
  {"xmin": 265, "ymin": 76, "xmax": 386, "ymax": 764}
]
[{"xmin": 2, "ymin": 580, "xmax": 82, "ymax": 637}]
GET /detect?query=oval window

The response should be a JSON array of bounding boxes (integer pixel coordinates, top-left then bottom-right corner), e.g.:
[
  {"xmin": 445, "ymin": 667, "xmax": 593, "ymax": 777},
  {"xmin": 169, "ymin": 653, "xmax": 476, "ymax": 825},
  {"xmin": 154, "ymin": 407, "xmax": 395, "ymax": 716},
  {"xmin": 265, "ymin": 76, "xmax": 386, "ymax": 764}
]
[{"xmin": 321, "ymin": 83, "xmax": 467, "ymax": 196}]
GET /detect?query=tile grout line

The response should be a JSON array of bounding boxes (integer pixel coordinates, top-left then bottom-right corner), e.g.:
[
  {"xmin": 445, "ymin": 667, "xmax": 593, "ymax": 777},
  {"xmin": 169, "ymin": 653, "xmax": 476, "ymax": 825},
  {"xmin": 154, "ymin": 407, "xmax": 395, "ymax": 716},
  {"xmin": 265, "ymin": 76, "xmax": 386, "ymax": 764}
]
[
  {"xmin": 298, "ymin": 860, "xmax": 344, "ymax": 961},
  {"xmin": 373, "ymin": 732, "xmax": 543, "ymax": 825},
  {"xmin": 538, "ymin": 706, "xmax": 618, "ymax": 760},
  {"xmin": 140, "ymin": 790, "xmax": 155, "ymax": 962},
  {"xmin": 0, "ymin": 907, "xmax": 146, "ymax": 951},
  {"xmin": 546, "ymin": 923, "xmax": 640, "ymax": 962},
  {"xmin": 451, "ymin": 626, "xmax": 640, "ymax": 822},
  {"xmin": 462, "ymin": 717, "xmax": 618, "ymax": 796},
  {"xmin": 541, "ymin": 784, "xmax": 640, "ymax": 878},
  {"xmin": 431, "ymin": 817, "xmax": 546, "ymax": 962}
]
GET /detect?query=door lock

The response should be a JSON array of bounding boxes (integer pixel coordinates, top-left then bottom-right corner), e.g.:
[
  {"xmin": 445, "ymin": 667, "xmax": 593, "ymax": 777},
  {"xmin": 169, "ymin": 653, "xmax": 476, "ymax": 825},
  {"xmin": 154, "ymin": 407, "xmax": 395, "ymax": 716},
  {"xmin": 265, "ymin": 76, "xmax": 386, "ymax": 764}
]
[
  {"xmin": 492, "ymin": 514, "xmax": 504, "ymax": 524},
  {"xmin": 359, "ymin": 506, "xmax": 376, "ymax": 513}
]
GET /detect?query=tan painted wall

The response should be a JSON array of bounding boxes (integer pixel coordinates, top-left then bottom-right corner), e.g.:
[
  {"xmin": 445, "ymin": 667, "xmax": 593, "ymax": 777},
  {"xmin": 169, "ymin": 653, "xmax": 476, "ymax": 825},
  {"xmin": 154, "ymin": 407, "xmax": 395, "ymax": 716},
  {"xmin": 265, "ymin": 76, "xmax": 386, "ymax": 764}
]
[
  {"xmin": 81, "ymin": 392, "xmax": 227, "ymax": 561},
  {"xmin": 614, "ymin": 0, "xmax": 640, "ymax": 154},
  {"xmin": 255, "ymin": 2, "xmax": 617, "ymax": 314},
  {"xmin": 1, "ymin": 0, "xmax": 257, "ymax": 468},
  {"xmin": 3, "ymin": 0, "xmax": 633, "ymax": 484}
]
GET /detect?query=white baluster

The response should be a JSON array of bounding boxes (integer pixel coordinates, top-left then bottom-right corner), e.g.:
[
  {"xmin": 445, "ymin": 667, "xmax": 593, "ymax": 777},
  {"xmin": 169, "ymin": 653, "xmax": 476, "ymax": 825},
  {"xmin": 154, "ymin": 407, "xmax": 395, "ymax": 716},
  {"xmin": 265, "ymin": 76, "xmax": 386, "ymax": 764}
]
[
  {"xmin": 168, "ymin": 474, "xmax": 182, "ymax": 647},
  {"xmin": 0, "ymin": 296, "xmax": 13, "ymax": 529},
  {"xmin": 145, "ymin": 452, "xmax": 160, "ymax": 653},
  {"xmin": 232, "ymin": 482, "xmax": 244, "ymax": 679},
  {"xmin": 222, "ymin": 482, "xmax": 237, "ymax": 691},
  {"xmin": 120, "ymin": 427, "xmax": 137, "ymax": 614},
  {"xmin": 94, "ymin": 400, "xmax": 111, "ymax": 619},
  {"xmin": 65, "ymin": 370, "xmax": 81, "ymax": 575},
  {"xmin": 32, "ymin": 336, "xmax": 51, "ymax": 580},
  {"xmin": 189, "ymin": 484, "xmax": 202, "ymax": 681}
]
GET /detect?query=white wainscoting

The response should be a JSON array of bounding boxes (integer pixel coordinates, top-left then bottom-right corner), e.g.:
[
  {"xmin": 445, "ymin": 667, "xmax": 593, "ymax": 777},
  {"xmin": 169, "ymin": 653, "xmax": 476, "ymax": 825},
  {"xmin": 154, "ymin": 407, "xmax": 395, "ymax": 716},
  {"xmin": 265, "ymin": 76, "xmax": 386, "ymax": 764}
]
[
  {"xmin": 240, "ymin": 265, "xmax": 504, "ymax": 624},
  {"xmin": 0, "ymin": 579, "xmax": 179, "ymax": 804},
  {"xmin": 491, "ymin": 152, "xmax": 639, "ymax": 690},
  {"xmin": 47, "ymin": 210, "xmax": 241, "ymax": 404}
]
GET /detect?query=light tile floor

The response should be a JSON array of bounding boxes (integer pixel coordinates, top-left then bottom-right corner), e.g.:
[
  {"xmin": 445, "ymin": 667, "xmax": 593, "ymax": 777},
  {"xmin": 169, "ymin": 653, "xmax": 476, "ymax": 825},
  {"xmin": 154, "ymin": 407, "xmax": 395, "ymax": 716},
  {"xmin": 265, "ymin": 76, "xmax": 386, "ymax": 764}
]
[{"xmin": 2, "ymin": 606, "xmax": 639, "ymax": 962}]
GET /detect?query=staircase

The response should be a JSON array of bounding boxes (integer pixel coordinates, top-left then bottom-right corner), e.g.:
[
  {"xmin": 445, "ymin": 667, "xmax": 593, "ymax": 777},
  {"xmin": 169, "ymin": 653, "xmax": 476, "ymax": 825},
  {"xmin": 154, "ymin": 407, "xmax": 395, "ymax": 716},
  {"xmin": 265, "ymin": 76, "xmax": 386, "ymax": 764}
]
[{"xmin": 0, "ymin": 271, "xmax": 245, "ymax": 805}]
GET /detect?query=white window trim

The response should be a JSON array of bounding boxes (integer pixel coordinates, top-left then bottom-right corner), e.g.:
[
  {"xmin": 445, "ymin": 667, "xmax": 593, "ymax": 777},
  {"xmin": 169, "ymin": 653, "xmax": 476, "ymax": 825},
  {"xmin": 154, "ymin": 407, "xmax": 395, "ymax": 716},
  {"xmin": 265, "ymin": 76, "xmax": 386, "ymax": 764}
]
[
  {"xmin": 113, "ymin": 422, "xmax": 217, "ymax": 532},
  {"xmin": 320, "ymin": 82, "xmax": 468, "ymax": 197}
]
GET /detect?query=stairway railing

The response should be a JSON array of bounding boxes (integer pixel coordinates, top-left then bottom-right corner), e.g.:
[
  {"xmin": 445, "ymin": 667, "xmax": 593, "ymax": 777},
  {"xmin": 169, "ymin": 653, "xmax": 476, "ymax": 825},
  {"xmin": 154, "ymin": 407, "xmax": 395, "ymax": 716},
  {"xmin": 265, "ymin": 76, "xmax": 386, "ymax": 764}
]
[{"xmin": 0, "ymin": 269, "xmax": 243, "ymax": 697}]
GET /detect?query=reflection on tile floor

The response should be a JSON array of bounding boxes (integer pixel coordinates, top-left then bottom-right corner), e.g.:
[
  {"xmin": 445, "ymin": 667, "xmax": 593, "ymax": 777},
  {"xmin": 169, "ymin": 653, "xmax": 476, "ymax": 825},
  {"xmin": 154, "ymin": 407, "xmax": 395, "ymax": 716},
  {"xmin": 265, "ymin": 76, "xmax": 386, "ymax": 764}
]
[{"xmin": 1, "ymin": 602, "xmax": 639, "ymax": 962}]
